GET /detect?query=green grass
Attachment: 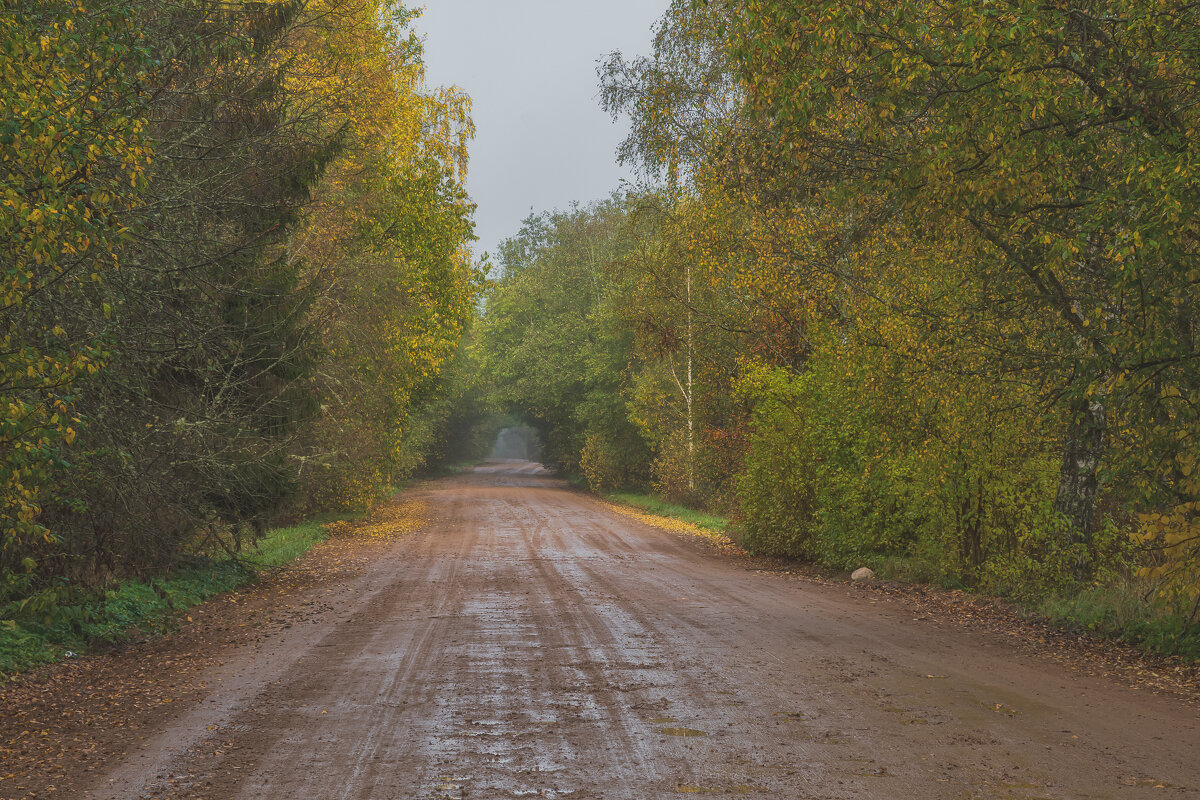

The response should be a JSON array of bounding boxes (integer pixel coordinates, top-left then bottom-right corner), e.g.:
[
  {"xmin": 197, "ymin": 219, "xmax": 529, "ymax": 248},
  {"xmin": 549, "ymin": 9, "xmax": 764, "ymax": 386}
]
[
  {"xmin": 605, "ymin": 491, "xmax": 729, "ymax": 534},
  {"xmin": 245, "ymin": 519, "xmax": 335, "ymax": 569},
  {"xmin": 0, "ymin": 516, "xmax": 349, "ymax": 679},
  {"xmin": 1039, "ymin": 579, "xmax": 1200, "ymax": 659}
]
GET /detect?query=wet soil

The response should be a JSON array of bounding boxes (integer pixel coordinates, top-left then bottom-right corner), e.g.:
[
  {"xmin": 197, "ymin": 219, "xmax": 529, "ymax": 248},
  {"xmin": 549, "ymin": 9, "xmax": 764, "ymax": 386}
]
[{"xmin": 3, "ymin": 460, "xmax": 1199, "ymax": 799}]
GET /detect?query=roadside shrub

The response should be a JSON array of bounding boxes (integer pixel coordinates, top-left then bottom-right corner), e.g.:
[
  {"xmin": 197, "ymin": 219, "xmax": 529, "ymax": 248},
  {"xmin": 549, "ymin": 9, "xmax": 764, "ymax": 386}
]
[
  {"xmin": 581, "ymin": 432, "xmax": 647, "ymax": 492},
  {"xmin": 735, "ymin": 369, "xmax": 819, "ymax": 557},
  {"xmin": 1040, "ymin": 575, "xmax": 1200, "ymax": 658},
  {"xmin": 733, "ymin": 346, "xmax": 1062, "ymax": 585},
  {"xmin": 650, "ymin": 430, "xmax": 697, "ymax": 505}
]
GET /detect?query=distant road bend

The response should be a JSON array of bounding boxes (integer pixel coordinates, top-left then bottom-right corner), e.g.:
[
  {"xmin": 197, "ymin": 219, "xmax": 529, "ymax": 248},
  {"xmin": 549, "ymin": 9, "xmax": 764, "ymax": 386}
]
[{"xmin": 86, "ymin": 461, "xmax": 1199, "ymax": 799}]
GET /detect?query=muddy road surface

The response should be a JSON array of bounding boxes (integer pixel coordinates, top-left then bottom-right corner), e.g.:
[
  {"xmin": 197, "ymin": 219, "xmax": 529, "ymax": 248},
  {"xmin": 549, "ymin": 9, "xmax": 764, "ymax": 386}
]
[{"xmin": 83, "ymin": 461, "xmax": 1197, "ymax": 799}]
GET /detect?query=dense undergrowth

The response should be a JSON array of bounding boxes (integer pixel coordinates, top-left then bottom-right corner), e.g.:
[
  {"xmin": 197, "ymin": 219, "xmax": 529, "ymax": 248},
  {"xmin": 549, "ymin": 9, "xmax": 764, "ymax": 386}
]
[{"xmin": 0, "ymin": 517, "xmax": 345, "ymax": 679}]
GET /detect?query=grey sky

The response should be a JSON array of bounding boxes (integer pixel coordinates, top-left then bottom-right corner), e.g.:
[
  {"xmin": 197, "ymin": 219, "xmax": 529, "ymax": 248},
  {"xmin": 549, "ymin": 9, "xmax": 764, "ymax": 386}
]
[{"xmin": 413, "ymin": 1, "xmax": 671, "ymax": 262}]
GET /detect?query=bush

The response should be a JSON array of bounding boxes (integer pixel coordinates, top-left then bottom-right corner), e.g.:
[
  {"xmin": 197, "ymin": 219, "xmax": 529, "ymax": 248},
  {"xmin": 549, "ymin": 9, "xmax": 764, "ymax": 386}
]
[
  {"xmin": 580, "ymin": 431, "xmax": 649, "ymax": 492},
  {"xmin": 650, "ymin": 430, "xmax": 698, "ymax": 505},
  {"xmin": 735, "ymin": 381, "xmax": 819, "ymax": 557},
  {"xmin": 733, "ymin": 350, "xmax": 1063, "ymax": 586}
]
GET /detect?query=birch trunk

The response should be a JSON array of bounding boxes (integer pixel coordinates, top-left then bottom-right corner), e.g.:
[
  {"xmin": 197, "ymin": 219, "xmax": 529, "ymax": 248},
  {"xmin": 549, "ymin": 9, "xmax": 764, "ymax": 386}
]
[{"xmin": 685, "ymin": 258, "xmax": 695, "ymax": 493}]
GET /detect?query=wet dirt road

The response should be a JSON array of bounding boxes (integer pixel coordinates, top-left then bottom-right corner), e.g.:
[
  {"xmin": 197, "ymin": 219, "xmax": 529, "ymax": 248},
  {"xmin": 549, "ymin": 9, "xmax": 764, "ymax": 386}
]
[{"xmin": 85, "ymin": 461, "xmax": 1198, "ymax": 799}]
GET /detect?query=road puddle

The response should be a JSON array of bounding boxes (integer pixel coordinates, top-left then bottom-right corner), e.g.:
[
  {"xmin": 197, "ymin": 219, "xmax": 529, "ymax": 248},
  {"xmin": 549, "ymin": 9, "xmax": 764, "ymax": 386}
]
[
  {"xmin": 677, "ymin": 784, "xmax": 757, "ymax": 794},
  {"xmin": 423, "ymin": 774, "xmax": 471, "ymax": 799},
  {"xmin": 659, "ymin": 726, "xmax": 709, "ymax": 737}
]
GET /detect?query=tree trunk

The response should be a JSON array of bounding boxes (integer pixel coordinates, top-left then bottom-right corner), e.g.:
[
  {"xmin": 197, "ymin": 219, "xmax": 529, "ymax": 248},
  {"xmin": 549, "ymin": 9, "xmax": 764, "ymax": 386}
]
[
  {"xmin": 1053, "ymin": 396, "xmax": 1106, "ymax": 579},
  {"xmin": 685, "ymin": 259, "xmax": 695, "ymax": 494}
]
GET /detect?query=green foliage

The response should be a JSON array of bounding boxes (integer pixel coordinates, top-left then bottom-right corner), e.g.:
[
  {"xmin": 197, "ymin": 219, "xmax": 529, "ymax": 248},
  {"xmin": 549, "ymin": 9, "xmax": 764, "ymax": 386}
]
[
  {"xmin": 579, "ymin": 432, "xmax": 646, "ymax": 492},
  {"xmin": 734, "ymin": 370, "xmax": 818, "ymax": 558},
  {"xmin": 0, "ymin": 516, "xmax": 336, "ymax": 677},
  {"xmin": 733, "ymin": 352, "xmax": 1064, "ymax": 590},
  {"xmin": 478, "ymin": 199, "xmax": 652, "ymax": 486},
  {"xmin": 1, "ymin": 1, "xmax": 478, "ymax": 613}
]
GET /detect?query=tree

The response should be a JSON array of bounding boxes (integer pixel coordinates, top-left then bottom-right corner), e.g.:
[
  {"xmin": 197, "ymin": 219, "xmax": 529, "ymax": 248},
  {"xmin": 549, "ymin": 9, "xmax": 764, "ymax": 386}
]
[
  {"xmin": 725, "ymin": 0, "xmax": 1200, "ymax": 574},
  {"xmin": 478, "ymin": 200, "xmax": 651, "ymax": 488},
  {"xmin": 1, "ymin": 0, "xmax": 481, "ymax": 588},
  {"xmin": 0, "ymin": 0, "xmax": 151, "ymax": 573}
]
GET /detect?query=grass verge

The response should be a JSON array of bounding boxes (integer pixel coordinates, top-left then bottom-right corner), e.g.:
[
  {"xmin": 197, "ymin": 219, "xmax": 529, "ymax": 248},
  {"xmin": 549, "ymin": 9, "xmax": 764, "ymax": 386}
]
[
  {"xmin": 604, "ymin": 493, "xmax": 1200, "ymax": 661},
  {"xmin": 872, "ymin": 556, "xmax": 1200, "ymax": 660},
  {"xmin": 0, "ymin": 516, "xmax": 349, "ymax": 679},
  {"xmin": 600, "ymin": 491, "xmax": 742, "ymax": 557},
  {"xmin": 1038, "ymin": 580, "xmax": 1200, "ymax": 659},
  {"xmin": 605, "ymin": 491, "xmax": 729, "ymax": 535}
]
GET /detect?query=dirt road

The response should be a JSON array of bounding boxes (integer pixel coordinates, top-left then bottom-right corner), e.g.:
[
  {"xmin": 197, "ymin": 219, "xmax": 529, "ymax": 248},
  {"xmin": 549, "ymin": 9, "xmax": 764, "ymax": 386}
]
[{"xmin": 80, "ymin": 461, "xmax": 1197, "ymax": 799}]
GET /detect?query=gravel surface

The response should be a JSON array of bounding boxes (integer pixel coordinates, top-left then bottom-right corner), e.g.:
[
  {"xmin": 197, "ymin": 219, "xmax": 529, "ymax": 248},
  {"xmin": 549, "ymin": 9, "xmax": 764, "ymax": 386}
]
[{"xmin": 3, "ymin": 460, "xmax": 1198, "ymax": 799}]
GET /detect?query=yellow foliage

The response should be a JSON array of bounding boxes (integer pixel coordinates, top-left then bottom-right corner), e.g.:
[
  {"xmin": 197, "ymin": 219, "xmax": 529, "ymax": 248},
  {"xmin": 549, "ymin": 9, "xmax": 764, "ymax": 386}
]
[
  {"xmin": 279, "ymin": 0, "xmax": 481, "ymax": 509},
  {"xmin": 1137, "ymin": 508, "xmax": 1200, "ymax": 603},
  {"xmin": 0, "ymin": 3, "xmax": 148, "ymax": 555},
  {"xmin": 325, "ymin": 498, "xmax": 427, "ymax": 541}
]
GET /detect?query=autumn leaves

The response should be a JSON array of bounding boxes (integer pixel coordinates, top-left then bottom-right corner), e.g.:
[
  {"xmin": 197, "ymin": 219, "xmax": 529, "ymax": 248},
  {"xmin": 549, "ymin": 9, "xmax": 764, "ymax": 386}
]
[{"xmin": 0, "ymin": 2, "xmax": 479, "ymax": 589}]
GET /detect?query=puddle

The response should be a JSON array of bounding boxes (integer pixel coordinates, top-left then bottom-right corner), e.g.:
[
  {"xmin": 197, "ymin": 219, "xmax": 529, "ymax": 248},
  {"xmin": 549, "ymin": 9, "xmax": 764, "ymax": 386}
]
[
  {"xmin": 659, "ymin": 727, "xmax": 709, "ymax": 737},
  {"xmin": 651, "ymin": 717, "xmax": 679, "ymax": 724},
  {"xmin": 677, "ymin": 785, "xmax": 757, "ymax": 794},
  {"xmin": 1124, "ymin": 778, "xmax": 1185, "ymax": 789},
  {"xmin": 773, "ymin": 711, "xmax": 804, "ymax": 721},
  {"xmin": 423, "ymin": 775, "xmax": 471, "ymax": 799}
]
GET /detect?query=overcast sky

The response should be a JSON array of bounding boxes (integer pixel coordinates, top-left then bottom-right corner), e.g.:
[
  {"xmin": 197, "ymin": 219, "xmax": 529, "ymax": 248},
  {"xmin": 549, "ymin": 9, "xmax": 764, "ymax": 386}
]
[{"xmin": 413, "ymin": 1, "xmax": 671, "ymax": 262}]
